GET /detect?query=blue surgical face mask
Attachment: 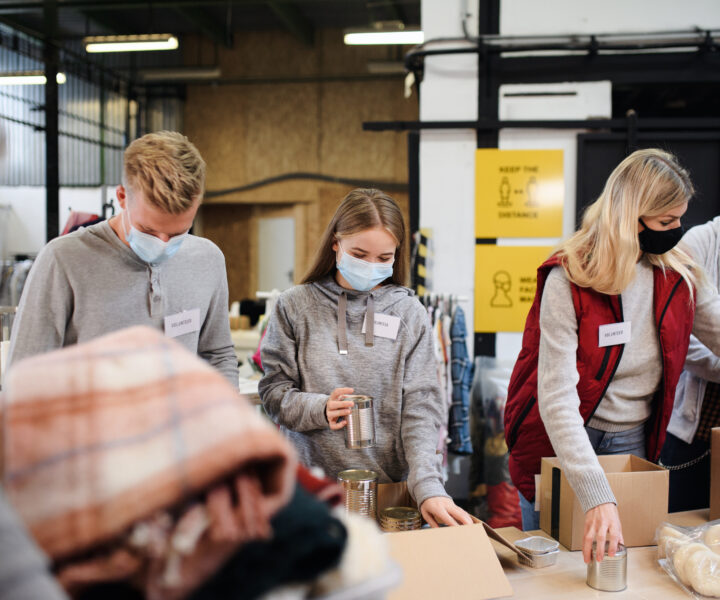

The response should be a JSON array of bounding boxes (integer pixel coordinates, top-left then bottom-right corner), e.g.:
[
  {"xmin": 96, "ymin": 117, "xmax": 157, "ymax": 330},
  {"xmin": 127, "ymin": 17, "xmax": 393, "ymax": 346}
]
[
  {"xmin": 123, "ymin": 205, "xmax": 188, "ymax": 264},
  {"xmin": 336, "ymin": 246, "xmax": 394, "ymax": 292}
]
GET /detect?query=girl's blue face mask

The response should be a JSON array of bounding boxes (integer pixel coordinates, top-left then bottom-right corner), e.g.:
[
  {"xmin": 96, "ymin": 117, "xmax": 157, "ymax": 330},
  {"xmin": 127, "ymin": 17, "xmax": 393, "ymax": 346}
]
[
  {"xmin": 123, "ymin": 205, "xmax": 188, "ymax": 264},
  {"xmin": 336, "ymin": 246, "xmax": 394, "ymax": 291}
]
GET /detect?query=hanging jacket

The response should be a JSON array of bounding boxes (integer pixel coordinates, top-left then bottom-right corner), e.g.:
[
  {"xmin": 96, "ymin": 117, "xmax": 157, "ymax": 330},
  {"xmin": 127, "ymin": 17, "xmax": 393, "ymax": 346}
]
[
  {"xmin": 504, "ymin": 254, "xmax": 695, "ymax": 501},
  {"xmin": 448, "ymin": 305, "xmax": 474, "ymax": 454}
]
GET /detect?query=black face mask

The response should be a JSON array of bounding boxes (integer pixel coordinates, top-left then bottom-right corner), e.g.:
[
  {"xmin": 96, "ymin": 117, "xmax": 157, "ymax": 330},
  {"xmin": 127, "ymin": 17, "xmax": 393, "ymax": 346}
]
[{"xmin": 638, "ymin": 218, "xmax": 684, "ymax": 255}]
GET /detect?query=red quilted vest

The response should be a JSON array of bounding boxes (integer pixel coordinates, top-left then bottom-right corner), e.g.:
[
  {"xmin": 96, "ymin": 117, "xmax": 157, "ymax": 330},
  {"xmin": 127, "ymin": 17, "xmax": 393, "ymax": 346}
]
[{"xmin": 504, "ymin": 254, "xmax": 695, "ymax": 502}]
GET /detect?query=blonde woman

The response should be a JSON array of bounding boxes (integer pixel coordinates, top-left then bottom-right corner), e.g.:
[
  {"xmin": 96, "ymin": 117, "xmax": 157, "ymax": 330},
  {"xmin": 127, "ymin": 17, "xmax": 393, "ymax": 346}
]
[
  {"xmin": 504, "ymin": 149, "xmax": 720, "ymax": 562},
  {"xmin": 259, "ymin": 188, "xmax": 472, "ymax": 527}
]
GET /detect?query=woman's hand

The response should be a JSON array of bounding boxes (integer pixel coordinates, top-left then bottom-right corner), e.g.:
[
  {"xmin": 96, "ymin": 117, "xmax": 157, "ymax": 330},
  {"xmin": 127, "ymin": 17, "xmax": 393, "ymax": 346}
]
[
  {"xmin": 420, "ymin": 496, "xmax": 474, "ymax": 527},
  {"xmin": 583, "ymin": 502, "xmax": 624, "ymax": 563},
  {"xmin": 325, "ymin": 387, "xmax": 355, "ymax": 430}
]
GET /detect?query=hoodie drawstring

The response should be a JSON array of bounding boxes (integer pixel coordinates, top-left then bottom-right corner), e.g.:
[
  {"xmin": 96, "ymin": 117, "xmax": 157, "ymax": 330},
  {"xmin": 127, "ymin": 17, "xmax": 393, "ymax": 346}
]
[
  {"xmin": 337, "ymin": 291, "xmax": 375, "ymax": 355},
  {"xmin": 365, "ymin": 294, "xmax": 374, "ymax": 347},
  {"xmin": 338, "ymin": 292, "xmax": 348, "ymax": 355}
]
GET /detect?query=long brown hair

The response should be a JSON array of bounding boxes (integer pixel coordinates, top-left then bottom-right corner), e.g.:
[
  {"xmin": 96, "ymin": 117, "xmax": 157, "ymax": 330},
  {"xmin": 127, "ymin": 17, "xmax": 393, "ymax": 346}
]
[{"xmin": 302, "ymin": 188, "xmax": 409, "ymax": 286}]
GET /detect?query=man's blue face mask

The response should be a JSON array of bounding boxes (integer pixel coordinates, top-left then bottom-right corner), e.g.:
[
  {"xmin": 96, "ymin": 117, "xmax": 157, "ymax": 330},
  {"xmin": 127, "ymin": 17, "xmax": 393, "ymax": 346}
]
[{"xmin": 123, "ymin": 203, "xmax": 188, "ymax": 264}]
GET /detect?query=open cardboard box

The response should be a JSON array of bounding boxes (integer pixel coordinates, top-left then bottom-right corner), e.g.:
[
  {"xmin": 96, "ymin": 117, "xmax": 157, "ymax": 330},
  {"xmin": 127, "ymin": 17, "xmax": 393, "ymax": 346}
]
[
  {"xmin": 538, "ymin": 454, "xmax": 668, "ymax": 550},
  {"xmin": 711, "ymin": 428, "xmax": 720, "ymax": 520},
  {"xmin": 385, "ymin": 517, "xmax": 515, "ymax": 600}
]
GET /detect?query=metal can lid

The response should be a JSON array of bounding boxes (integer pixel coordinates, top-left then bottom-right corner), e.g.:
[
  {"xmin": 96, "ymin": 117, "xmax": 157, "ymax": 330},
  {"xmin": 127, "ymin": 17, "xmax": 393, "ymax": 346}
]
[
  {"xmin": 515, "ymin": 536, "xmax": 560, "ymax": 555},
  {"xmin": 380, "ymin": 506, "xmax": 421, "ymax": 521},
  {"xmin": 337, "ymin": 469, "xmax": 379, "ymax": 482}
]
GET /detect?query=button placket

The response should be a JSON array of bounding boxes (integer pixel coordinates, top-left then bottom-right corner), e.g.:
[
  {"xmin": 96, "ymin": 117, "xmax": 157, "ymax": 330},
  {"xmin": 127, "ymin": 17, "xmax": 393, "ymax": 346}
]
[{"xmin": 149, "ymin": 266, "xmax": 162, "ymax": 317}]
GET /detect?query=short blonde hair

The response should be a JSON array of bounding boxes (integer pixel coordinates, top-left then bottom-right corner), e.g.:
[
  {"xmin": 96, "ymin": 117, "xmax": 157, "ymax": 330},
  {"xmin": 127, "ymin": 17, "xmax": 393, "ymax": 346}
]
[{"xmin": 123, "ymin": 131, "xmax": 206, "ymax": 214}]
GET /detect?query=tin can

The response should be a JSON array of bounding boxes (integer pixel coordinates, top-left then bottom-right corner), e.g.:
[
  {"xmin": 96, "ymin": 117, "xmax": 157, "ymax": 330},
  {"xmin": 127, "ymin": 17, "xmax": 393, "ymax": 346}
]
[
  {"xmin": 379, "ymin": 506, "xmax": 422, "ymax": 532},
  {"xmin": 514, "ymin": 536, "xmax": 560, "ymax": 568},
  {"xmin": 344, "ymin": 395, "xmax": 375, "ymax": 449},
  {"xmin": 338, "ymin": 469, "xmax": 378, "ymax": 519},
  {"xmin": 587, "ymin": 542, "xmax": 627, "ymax": 592}
]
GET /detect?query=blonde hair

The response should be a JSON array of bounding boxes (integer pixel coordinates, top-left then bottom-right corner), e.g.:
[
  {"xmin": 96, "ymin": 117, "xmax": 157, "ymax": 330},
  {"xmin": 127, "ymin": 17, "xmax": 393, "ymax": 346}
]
[
  {"xmin": 302, "ymin": 188, "xmax": 409, "ymax": 286},
  {"xmin": 560, "ymin": 148, "xmax": 697, "ymax": 296},
  {"xmin": 123, "ymin": 131, "xmax": 206, "ymax": 214}
]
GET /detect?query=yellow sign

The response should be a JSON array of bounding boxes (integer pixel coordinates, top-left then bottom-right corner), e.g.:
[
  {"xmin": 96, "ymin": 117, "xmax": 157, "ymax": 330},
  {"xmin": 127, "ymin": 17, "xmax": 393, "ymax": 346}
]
[
  {"xmin": 475, "ymin": 245, "xmax": 554, "ymax": 333},
  {"xmin": 476, "ymin": 149, "xmax": 564, "ymax": 238}
]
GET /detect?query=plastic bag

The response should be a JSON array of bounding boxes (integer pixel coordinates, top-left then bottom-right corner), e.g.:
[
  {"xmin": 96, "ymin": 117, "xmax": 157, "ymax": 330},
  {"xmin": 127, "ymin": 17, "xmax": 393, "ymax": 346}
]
[
  {"xmin": 656, "ymin": 520, "xmax": 720, "ymax": 598},
  {"xmin": 468, "ymin": 356, "xmax": 521, "ymax": 528}
]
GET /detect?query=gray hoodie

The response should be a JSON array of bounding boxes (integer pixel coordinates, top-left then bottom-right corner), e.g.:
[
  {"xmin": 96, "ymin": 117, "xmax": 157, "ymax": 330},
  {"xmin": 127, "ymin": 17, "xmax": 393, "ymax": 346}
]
[{"xmin": 259, "ymin": 275, "xmax": 448, "ymax": 506}]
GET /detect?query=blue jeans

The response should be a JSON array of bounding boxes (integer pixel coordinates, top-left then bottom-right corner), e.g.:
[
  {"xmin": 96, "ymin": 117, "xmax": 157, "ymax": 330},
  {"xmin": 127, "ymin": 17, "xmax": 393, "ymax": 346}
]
[{"xmin": 518, "ymin": 423, "xmax": 646, "ymax": 531}]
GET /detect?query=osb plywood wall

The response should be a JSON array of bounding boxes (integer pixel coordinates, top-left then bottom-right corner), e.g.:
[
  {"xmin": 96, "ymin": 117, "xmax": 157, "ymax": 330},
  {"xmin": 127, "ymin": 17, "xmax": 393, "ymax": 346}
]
[{"xmin": 184, "ymin": 29, "xmax": 416, "ymax": 302}]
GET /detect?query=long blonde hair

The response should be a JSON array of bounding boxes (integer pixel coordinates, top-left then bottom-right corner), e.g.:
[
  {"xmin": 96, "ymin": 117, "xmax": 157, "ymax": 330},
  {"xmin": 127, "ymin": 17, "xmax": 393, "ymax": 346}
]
[
  {"xmin": 302, "ymin": 188, "xmax": 409, "ymax": 286},
  {"xmin": 560, "ymin": 148, "xmax": 697, "ymax": 296}
]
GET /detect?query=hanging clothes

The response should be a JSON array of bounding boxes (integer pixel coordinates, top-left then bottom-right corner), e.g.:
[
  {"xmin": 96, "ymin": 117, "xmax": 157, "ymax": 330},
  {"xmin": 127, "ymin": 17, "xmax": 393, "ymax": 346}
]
[
  {"xmin": 61, "ymin": 211, "xmax": 100, "ymax": 235},
  {"xmin": 448, "ymin": 305, "xmax": 474, "ymax": 454}
]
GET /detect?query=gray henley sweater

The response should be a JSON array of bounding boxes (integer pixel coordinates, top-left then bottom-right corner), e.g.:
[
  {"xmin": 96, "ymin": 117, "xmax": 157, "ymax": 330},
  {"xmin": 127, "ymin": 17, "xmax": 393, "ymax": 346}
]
[
  {"xmin": 8, "ymin": 220, "xmax": 238, "ymax": 387},
  {"xmin": 258, "ymin": 276, "xmax": 449, "ymax": 507},
  {"xmin": 539, "ymin": 258, "xmax": 720, "ymax": 512}
]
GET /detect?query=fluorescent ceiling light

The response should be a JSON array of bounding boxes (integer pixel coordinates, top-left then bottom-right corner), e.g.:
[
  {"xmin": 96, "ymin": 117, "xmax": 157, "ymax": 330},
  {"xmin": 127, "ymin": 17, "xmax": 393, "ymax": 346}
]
[
  {"xmin": 344, "ymin": 29, "xmax": 424, "ymax": 46},
  {"xmin": 0, "ymin": 71, "xmax": 66, "ymax": 85},
  {"xmin": 138, "ymin": 66, "xmax": 221, "ymax": 82},
  {"xmin": 84, "ymin": 34, "xmax": 179, "ymax": 53}
]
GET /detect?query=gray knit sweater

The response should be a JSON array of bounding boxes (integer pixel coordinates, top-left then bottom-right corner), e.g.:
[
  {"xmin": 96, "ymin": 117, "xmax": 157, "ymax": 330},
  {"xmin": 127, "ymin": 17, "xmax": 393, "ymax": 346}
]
[
  {"xmin": 258, "ymin": 276, "xmax": 449, "ymax": 506},
  {"xmin": 539, "ymin": 259, "xmax": 720, "ymax": 513},
  {"xmin": 8, "ymin": 220, "xmax": 238, "ymax": 387}
]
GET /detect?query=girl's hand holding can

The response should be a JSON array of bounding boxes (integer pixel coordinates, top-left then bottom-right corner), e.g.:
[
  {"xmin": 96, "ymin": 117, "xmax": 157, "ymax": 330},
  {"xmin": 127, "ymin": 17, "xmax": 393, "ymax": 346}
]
[{"xmin": 326, "ymin": 387, "xmax": 355, "ymax": 430}]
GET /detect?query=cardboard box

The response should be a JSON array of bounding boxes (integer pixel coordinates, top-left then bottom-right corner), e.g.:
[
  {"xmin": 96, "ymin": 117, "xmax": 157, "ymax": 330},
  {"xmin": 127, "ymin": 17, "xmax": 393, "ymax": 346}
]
[
  {"xmin": 710, "ymin": 428, "xmax": 720, "ymax": 520},
  {"xmin": 386, "ymin": 521, "xmax": 513, "ymax": 600},
  {"xmin": 538, "ymin": 454, "xmax": 668, "ymax": 550}
]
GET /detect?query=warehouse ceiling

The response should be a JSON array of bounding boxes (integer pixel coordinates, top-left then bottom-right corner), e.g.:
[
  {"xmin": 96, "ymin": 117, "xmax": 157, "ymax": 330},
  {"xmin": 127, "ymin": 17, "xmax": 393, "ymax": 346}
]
[{"xmin": 0, "ymin": 1, "xmax": 422, "ymax": 48}]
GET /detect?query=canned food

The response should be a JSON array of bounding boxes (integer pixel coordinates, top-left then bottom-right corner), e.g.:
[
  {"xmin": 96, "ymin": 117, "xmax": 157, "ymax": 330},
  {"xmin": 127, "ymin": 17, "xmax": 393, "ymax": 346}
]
[
  {"xmin": 379, "ymin": 506, "xmax": 422, "ymax": 532},
  {"xmin": 343, "ymin": 395, "xmax": 375, "ymax": 449},
  {"xmin": 338, "ymin": 469, "xmax": 378, "ymax": 519},
  {"xmin": 587, "ymin": 542, "xmax": 627, "ymax": 592},
  {"xmin": 514, "ymin": 536, "xmax": 560, "ymax": 568}
]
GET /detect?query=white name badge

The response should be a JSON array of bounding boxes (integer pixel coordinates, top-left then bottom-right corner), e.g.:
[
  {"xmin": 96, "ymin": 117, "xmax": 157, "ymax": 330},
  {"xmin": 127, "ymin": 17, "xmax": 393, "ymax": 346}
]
[
  {"xmin": 361, "ymin": 312, "xmax": 401, "ymax": 340},
  {"xmin": 598, "ymin": 321, "xmax": 631, "ymax": 347},
  {"xmin": 165, "ymin": 308, "xmax": 201, "ymax": 338}
]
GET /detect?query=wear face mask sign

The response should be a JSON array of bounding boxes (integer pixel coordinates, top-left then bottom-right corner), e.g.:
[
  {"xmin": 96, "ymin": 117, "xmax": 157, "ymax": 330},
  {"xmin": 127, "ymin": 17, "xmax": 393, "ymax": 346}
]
[
  {"xmin": 336, "ymin": 246, "xmax": 394, "ymax": 292},
  {"xmin": 123, "ymin": 205, "xmax": 188, "ymax": 264}
]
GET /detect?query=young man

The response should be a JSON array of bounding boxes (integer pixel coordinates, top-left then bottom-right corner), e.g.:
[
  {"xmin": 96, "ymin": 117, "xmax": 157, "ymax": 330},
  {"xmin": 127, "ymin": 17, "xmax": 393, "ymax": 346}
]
[{"xmin": 8, "ymin": 131, "xmax": 238, "ymax": 387}]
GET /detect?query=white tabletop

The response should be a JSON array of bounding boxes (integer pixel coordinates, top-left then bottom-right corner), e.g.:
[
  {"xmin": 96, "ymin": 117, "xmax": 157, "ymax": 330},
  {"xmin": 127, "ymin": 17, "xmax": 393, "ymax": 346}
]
[{"xmin": 493, "ymin": 509, "xmax": 709, "ymax": 599}]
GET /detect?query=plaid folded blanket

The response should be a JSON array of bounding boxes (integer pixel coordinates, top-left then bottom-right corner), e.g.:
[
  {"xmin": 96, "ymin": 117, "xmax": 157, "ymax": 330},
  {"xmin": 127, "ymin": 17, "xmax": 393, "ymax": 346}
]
[{"xmin": 0, "ymin": 326, "xmax": 297, "ymax": 599}]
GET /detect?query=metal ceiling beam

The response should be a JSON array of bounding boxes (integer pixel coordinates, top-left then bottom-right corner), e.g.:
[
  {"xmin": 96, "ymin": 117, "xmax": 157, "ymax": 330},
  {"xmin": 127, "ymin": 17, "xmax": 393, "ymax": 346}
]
[
  {"xmin": 79, "ymin": 9, "xmax": 143, "ymax": 35},
  {"xmin": 174, "ymin": 6, "xmax": 232, "ymax": 47},
  {"xmin": 266, "ymin": 1, "xmax": 314, "ymax": 46},
  {"xmin": 0, "ymin": 1, "xmax": 305, "ymax": 12}
]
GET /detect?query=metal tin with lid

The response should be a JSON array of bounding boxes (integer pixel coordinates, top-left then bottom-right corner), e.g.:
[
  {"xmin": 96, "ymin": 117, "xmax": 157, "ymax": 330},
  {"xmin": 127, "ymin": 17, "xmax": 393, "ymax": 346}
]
[
  {"xmin": 587, "ymin": 542, "xmax": 627, "ymax": 592},
  {"xmin": 514, "ymin": 536, "xmax": 560, "ymax": 568},
  {"xmin": 338, "ymin": 469, "xmax": 378, "ymax": 519},
  {"xmin": 344, "ymin": 395, "xmax": 376, "ymax": 449},
  {"xmin": 379, "ymin": 506, "xmax": 422, "ymax": 532}
]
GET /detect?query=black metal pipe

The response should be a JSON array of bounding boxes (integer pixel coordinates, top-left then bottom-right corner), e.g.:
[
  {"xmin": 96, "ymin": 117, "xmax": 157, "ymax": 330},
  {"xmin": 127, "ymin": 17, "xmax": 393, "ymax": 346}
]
[
  {"xmin": 44, "ymin": 0, "xmax": 59, "ymax": 242},
  {"xmin": 407, "ymin": 130, "xmax": 419, "ymax": 234},
  {"xmin": 363, "ymin": 118, "xmax": 720, "ymax": 132}
]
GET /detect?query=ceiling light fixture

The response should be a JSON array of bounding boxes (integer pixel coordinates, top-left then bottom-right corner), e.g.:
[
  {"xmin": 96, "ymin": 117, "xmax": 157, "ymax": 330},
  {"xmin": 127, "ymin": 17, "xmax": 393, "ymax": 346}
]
[
  {"xmin": 344, "ymin": 28, "xmax": 424, "ymax": 46},
  {"xmin": 0, "ymin": 71, "xmax": 66, "ymax": 85},
  {"xmin": 138, "ymin": 66, "xmax": 221, "ymax": 83},
  {"xmin": 84, "ymin": 34, "xmax": 179, "ymax": 53}
]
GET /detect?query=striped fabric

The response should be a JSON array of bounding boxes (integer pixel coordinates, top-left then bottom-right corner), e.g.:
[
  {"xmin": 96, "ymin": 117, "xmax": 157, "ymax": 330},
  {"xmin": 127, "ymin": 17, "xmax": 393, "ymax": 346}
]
[{"xmin": 0, "ymin": 326, "xmax": 296, "ymax": 596}]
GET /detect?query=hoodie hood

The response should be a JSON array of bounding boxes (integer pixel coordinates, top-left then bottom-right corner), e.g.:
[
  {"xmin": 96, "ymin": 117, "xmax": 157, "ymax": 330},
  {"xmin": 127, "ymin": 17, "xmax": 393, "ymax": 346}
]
[
  {"xmin": 311, "ymin": 274, "xmax": 415, "ymax": 314},
  {"xmin": 311, "ymin": 275, "xmax": 416, "ymax": 355}
]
